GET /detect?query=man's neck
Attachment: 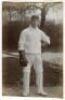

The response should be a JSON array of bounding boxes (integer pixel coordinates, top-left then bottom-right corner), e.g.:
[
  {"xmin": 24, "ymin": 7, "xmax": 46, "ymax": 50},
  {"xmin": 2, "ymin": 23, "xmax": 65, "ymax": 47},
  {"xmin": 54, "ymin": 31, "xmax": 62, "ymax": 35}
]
[{"xmin": 29, "ymin": 25, "xmax": 38, "ymax": 29}]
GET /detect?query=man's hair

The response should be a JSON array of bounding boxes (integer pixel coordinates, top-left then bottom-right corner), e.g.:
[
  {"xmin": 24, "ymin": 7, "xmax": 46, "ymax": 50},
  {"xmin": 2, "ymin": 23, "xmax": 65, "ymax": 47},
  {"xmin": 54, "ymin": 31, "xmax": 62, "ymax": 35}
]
[{"xmin": 31, "ymin": 15, "xmax": 39, "ymax": 20}]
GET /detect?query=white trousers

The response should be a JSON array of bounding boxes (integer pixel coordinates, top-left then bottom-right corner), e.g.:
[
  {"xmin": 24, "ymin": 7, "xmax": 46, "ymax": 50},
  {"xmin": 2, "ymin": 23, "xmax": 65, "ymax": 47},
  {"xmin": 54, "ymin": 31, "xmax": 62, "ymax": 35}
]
[{"xmin": 22, "ymin": 53, "xmax": 44, "ymax": 95}]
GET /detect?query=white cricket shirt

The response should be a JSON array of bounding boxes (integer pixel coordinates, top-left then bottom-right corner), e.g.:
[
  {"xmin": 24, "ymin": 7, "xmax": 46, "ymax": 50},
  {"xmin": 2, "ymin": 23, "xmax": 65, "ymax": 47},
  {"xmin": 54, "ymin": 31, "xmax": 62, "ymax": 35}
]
[{"xmin": 18, "ymin": 26, "xmax": 50, "ymax": 54}]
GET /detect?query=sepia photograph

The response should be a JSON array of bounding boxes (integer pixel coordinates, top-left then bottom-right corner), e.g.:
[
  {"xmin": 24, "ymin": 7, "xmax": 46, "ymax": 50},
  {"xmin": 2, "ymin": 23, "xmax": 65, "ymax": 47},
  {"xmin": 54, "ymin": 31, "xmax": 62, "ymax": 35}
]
[{"xmin": 2, "ymin": 1, "xmax": 63, "ymax": 98}]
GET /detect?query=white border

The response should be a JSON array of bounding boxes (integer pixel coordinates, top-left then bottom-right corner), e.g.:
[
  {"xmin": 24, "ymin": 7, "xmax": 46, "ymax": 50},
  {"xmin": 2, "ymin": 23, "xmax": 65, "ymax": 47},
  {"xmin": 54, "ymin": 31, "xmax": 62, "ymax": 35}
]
[
  {"xmin": 1, "ymin": 0, "xmax": 63, "ymax": 2},
  {"xmin": 63, "ymin": 1, "xmax": 65, "ymax": 98},
  {"xmin": 0, "ymin": 0, "xmax": 2, "ymax": 100},
  {"xmin": 0, "ymin": 0, "xmax": 65, "ymax": 100}
]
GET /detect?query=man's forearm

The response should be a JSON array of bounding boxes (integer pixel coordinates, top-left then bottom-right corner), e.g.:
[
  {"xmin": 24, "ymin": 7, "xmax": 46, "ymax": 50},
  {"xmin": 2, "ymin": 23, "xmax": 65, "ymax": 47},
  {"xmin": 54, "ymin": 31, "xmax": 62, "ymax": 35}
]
[{"xmin": 42, "ymin": 32, "xmax": 50, "ymax": 45}]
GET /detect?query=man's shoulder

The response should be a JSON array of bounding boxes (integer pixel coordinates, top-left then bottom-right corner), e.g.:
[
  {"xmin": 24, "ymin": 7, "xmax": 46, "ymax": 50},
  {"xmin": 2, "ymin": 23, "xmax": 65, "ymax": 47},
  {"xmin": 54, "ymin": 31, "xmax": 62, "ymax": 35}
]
[
  {"xmin": 38, "ymin": 28, "xmax": 44, "ymax": 34},
  {"xmin": 21, "ymin": 27, "xmax": 29, "ymax": 34}
]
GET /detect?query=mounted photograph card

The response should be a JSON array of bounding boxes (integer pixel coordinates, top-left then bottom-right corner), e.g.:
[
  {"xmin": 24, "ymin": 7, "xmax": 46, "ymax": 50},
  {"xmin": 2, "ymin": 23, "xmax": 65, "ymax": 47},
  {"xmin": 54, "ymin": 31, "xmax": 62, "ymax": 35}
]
[{"xmin": 1, "ymin": 0, "xmax": 64, "ymax": 100}]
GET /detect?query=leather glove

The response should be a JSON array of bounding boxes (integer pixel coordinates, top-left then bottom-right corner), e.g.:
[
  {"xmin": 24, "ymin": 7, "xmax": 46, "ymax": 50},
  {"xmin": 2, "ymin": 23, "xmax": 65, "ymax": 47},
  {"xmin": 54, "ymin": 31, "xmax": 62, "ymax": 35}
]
[{"xmin": 19, "ymin": 50, "xmax": 28, "ymax": 67}]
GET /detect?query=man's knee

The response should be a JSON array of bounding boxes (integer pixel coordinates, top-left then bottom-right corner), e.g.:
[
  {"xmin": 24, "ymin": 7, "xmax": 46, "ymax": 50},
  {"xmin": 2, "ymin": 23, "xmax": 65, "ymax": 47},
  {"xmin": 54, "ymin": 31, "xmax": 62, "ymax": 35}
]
[
  {"xmin": 37, "ymin": 62, "xmax": 43, "ymax": 73},
  {"xmin": 23, "ymin": 65, "xmax": 31, "ymax": 73},
  {"xmin": 36, "ymin": 66, "xmax": 43, "ymax": 74}
]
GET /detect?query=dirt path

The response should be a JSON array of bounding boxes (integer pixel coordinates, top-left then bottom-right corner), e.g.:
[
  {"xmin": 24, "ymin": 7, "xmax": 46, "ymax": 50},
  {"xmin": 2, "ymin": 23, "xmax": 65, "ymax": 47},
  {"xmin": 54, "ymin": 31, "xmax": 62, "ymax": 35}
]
[{"xmin": 2, "ymin": 85, "xmax": 63, "ymax": 98}]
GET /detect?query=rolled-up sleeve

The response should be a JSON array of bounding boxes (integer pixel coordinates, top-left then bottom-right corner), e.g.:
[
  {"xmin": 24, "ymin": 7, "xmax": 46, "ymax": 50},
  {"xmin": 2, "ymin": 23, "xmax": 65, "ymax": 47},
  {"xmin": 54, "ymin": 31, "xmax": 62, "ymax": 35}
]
[
  {"xmin": 41, "ymin": 31, "xmax": 50, "ymax": 45},
  {"xmin": 18, "ymin": 31, "xmax": 25, "ymax": 51}
]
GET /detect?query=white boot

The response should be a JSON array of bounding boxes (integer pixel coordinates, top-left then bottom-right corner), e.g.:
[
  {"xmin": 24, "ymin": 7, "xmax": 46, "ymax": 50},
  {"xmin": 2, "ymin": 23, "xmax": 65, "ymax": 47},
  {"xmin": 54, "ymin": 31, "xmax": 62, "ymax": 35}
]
[{"xmin": 37, "ymin": 90, "xmax": 47, "ymax": 96}]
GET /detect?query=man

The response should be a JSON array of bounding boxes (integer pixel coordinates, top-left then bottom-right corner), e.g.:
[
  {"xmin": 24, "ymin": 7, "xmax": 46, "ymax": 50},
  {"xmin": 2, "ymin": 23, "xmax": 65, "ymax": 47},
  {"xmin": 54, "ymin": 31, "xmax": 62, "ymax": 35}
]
[{"xmin": 18, "ymin": 15, "xmax": 50, "ymax": 96}]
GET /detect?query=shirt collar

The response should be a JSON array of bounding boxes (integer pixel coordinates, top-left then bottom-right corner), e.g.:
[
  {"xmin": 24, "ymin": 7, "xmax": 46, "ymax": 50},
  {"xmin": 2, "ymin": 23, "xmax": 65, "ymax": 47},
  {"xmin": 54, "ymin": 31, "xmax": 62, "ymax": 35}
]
[{"xmin": 29, "ymin": 25, "xmax": 38, "ymax": 30}]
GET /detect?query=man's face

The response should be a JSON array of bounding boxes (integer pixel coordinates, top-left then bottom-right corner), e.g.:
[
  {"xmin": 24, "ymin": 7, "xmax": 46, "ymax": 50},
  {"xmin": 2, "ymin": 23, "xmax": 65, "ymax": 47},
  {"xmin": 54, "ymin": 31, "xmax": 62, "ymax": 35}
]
[{"xmin": 31, "ymin": 18, "xmax": 40, "ymax": 28}]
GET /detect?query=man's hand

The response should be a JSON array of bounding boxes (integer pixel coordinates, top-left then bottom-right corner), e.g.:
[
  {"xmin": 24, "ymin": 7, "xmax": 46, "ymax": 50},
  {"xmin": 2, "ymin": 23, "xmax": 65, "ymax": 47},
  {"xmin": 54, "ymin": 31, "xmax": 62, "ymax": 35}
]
[
  {"xmin": 48, "ymin": 37, "xmax": 50, "ymax": 45},
  {"xmin": 46, "ymin": 36, "xmax": 50, "ymax": 45},
  {"xmin": 19, "ymin": 50, "xmax": 28, "ymax": 67}
]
